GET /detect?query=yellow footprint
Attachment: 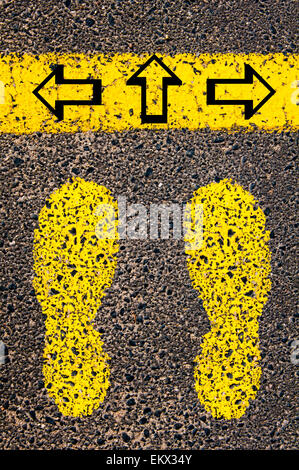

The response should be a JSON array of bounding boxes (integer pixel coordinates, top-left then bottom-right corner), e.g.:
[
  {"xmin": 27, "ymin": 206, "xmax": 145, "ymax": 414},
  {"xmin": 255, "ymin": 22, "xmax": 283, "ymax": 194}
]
[
  {"xmin": 184, "ymin": 179, "xmax": 271, "ymax": 419},
  {"xmin": 33, "ymin": 178, "xmax": 119, "ymax": 417}
]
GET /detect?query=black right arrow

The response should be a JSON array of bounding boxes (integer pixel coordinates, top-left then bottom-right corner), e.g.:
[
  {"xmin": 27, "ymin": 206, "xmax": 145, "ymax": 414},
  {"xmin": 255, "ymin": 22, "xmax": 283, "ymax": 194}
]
[{"xmin": 207, "ymin": 63, "xmax": 276, "ymax": 119}]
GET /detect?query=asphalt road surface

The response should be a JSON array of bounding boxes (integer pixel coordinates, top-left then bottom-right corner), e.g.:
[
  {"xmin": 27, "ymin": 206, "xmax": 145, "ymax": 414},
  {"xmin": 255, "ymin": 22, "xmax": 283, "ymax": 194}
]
[{"xmin": 0, "ymin": 0, "xmax": 298, "ymax": 450}]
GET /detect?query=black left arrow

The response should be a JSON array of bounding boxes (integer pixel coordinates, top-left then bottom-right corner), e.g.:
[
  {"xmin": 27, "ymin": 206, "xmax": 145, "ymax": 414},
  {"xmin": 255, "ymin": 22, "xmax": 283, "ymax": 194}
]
[{"xmin": 33, "ymin": 65, "xmax": 102, "ymax": 121}]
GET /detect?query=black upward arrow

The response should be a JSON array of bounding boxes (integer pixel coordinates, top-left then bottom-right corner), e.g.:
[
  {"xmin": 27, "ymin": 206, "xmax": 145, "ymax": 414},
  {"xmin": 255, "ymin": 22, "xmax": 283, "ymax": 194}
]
[
  {"xmin": 33, "ymin": 65, "xmax": 102, "ymax": 121},
  {"xmin": 127, "ymin": 55, "xmax": 182, "ymax": 124},
  {"xmin": 207, "ymin": 64, "xmax": 275, "ymax": 119}
]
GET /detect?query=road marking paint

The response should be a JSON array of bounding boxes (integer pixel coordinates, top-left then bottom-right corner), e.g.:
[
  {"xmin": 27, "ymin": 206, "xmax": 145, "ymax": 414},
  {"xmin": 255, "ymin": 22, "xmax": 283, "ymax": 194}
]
[
  {"xmin": 0, "ymin": 53, "xmax": 297, "ymax": 133},
  {"xmin": 33, "ymin": 178, "xmax": 119, "ymax": 417},
  {"xmin": 0, "ymin": 81, "xmax": 4, "ymax": 104},
  {"xmin": 291, "ymin": 80, "xmax": 299, "ymax": 105},
  {"xmin": 185, "ymin": 180, "xmax": 271, "ymax": 419}
]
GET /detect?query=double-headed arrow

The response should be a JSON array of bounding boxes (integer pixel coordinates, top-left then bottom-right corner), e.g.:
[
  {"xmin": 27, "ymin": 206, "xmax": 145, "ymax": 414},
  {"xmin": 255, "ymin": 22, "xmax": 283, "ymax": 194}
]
[
  {"xmin": 207, "ymin": 63, "xmax": 275, "ymax": 119},
  {"xmin": 33, "ymin": 65, "xmax": 102, "ymax": 121},
  {"xmin": 127, "ymin": 55, "xmax": 182, "ymax": 124}
]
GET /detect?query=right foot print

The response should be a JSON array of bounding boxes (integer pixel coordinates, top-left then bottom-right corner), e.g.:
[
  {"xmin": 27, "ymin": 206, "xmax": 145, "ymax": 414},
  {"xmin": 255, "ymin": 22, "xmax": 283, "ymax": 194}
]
[
  {"xmin": 33, "ymin": 178, "xmax": 119, "ymax": 417},
  {"xmin": 184, "ymin": 179, "xmax": 271, "ymax": 419}
]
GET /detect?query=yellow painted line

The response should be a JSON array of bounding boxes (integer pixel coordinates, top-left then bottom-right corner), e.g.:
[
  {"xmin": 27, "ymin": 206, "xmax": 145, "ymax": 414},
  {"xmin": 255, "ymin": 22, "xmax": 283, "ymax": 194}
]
[
  {"xmin": 0, "ymin": 81, "xmax": 4, "ymax": 104},
  {"xmin": 0, "ymin": 53, "xmax": 297, "ymax": 133},
  {"xmin": 184, "ymin": 180, "xmax": 271, "ymax": 419},
  {"xmin": 33, "ymin": 178, "xmax": 119, "ymax": 417}
]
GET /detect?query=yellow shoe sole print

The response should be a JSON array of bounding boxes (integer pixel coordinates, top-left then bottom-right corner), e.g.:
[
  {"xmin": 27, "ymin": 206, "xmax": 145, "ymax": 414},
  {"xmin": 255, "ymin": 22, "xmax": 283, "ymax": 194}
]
[
  {"xmin": 185, "ymin": 179, "xmax": 271, "ymax": 419},
  {"xmin": 33, "ymin": 178, "xmax": 119, "ymax": 417}
]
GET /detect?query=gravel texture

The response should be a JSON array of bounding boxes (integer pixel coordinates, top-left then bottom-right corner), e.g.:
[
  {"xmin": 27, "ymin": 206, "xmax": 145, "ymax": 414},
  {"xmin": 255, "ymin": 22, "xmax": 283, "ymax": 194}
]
[{"xmin": 0, "ymin": 0, "xmax": 298, "ymax": 450}]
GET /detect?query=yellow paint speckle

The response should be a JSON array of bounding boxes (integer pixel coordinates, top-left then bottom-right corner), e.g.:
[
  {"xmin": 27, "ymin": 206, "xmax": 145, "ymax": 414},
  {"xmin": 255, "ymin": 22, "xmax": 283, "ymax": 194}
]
[
  {"xmin": 33, "ymin": 178, "xmax": 119, "ymax": 417},
  {"xmin": 185, "ymin": 180, "xmax": 271, "ymax": 419}
]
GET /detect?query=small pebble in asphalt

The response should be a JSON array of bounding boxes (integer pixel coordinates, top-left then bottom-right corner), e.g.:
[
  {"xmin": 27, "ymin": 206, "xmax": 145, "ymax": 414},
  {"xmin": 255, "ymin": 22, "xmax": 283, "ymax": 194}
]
[{"xmin": 0, "ymin": 340, "xmax": 8, "ymax": 364}]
